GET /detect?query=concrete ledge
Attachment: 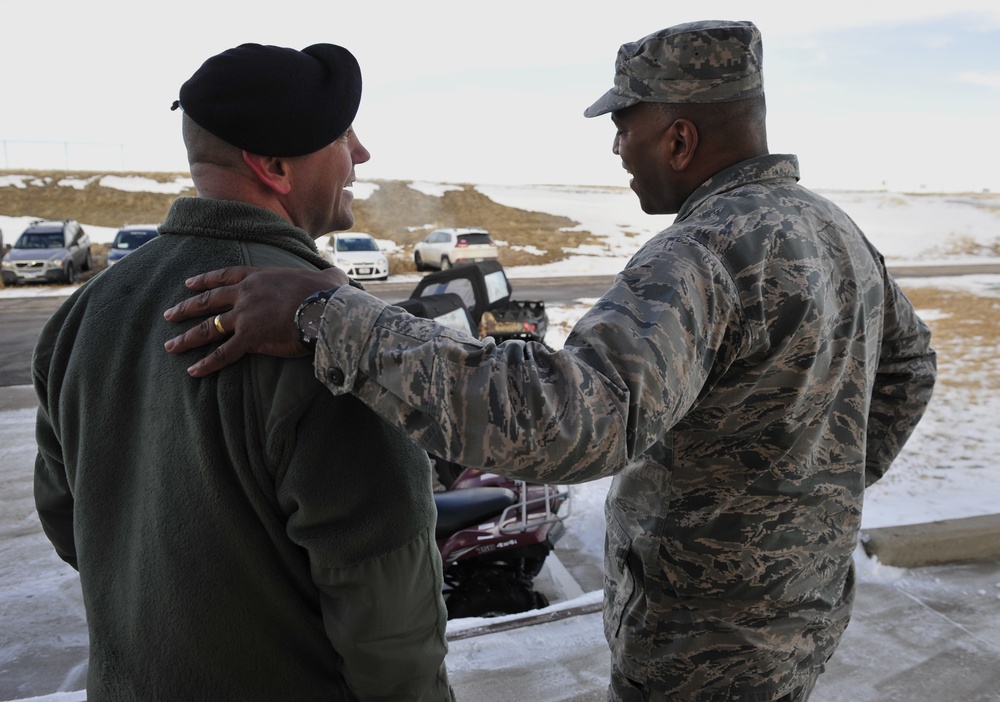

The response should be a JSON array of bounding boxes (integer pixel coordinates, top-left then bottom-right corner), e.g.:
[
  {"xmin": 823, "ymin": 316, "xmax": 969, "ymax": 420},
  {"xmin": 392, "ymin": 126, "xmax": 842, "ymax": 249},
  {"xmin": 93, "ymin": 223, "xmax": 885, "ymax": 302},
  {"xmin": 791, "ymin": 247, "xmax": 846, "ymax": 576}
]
[
  {"xmin": 861, "ymin": 513, "xmax": 1000, "ymax": 567},
  {"xmin": 447, "ymin": 601, "xmax": 602, "ymax": 641}
]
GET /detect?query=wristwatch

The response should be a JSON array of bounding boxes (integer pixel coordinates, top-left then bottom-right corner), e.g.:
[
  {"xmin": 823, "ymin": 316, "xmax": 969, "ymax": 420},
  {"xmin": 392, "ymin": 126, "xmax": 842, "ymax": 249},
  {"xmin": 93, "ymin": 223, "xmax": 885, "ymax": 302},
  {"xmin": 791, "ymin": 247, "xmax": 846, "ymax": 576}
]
[{"xmin": 294, "ymin": 289, "xmax": 336, "ymax": 349}]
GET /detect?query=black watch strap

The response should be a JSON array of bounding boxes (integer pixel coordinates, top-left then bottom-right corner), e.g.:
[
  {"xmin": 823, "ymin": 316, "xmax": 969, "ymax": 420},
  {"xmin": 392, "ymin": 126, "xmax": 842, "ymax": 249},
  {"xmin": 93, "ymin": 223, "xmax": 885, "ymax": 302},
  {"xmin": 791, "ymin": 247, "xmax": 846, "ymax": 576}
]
[{"xmin": 295, "ymin": 288, "xmax": 337, "ymax": 349}]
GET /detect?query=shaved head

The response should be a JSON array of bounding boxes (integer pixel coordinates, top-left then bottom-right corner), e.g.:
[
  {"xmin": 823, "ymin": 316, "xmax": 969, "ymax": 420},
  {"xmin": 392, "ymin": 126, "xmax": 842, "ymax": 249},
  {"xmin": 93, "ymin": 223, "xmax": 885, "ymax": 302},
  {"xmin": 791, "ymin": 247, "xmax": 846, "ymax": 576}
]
[{"xmin": 182, "ymin": 114, "xmax": 245, "ymax": 170}]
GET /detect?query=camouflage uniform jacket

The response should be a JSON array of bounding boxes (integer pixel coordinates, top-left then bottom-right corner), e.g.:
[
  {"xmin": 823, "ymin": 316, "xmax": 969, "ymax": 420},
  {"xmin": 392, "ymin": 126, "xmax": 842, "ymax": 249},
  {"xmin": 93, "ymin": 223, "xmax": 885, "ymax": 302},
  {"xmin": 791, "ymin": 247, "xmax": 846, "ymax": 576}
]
[{"xmin": 314, "ymin": 154, "xmax": 936, "ymax": 701}]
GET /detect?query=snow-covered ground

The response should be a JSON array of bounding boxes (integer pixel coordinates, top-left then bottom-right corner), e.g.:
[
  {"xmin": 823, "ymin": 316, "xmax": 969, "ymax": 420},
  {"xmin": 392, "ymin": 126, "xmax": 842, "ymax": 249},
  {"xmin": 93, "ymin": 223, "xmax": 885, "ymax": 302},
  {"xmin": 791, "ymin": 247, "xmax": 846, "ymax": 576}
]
[{"xmin": 2, "ymin": 177, "xmax": 999, "ymax": 698}]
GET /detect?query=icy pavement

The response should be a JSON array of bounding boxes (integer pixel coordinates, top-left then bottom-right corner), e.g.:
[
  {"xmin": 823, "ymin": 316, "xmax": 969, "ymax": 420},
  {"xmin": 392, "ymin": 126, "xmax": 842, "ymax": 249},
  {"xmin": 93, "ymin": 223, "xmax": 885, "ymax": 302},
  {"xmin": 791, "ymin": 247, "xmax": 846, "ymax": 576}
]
[{"xmin": 3, "ymin": 384, "xmax": 1000, "ymax": 701}]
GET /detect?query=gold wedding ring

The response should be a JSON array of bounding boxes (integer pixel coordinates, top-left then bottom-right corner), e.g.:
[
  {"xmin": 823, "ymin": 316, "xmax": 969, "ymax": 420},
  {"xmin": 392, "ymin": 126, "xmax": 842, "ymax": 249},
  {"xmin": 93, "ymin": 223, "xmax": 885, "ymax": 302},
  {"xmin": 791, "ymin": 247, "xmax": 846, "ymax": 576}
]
[{"xmin": 214, "ymin": 315, "xmax": 227, "ymax": 335}]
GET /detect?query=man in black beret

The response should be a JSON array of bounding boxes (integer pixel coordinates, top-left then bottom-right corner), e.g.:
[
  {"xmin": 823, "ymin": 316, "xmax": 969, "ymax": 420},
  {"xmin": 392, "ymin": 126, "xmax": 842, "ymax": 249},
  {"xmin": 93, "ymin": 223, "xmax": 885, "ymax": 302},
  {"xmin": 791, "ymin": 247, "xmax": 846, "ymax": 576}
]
[{"xmin": 33, "ymin": 43, "xmax": 454, "ymax": 700}]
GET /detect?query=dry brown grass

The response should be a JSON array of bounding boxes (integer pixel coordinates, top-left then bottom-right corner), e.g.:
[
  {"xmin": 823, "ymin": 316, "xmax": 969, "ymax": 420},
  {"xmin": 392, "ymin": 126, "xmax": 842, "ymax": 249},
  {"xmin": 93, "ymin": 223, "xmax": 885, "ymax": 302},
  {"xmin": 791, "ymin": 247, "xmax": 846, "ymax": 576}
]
[
  {"xmin": 0, "ymin": 170, "xmax": 597, "ymax": 279},
  {"xmin": 351, "ymin": 180, "xmax": 597, "ymax": 273},
  {"xmin": 929, "ymin": 235, "xmax": 1000, "ymax": 258},
  {"xmin": 0, "ymin": 170, "xmax": 186, "ymax": 227},
  {"xmin": 900, "ymin": 286, "xmax": 1000, "ymax": 394}
]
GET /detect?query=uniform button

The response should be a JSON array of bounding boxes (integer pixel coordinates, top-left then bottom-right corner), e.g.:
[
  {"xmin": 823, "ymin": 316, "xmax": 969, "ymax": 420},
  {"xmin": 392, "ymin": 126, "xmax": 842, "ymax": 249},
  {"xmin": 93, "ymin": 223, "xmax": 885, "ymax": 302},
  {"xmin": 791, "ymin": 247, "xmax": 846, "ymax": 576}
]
[{"xmin": 326, "ymin": 368, "xmax": 346, "ymax": 385}]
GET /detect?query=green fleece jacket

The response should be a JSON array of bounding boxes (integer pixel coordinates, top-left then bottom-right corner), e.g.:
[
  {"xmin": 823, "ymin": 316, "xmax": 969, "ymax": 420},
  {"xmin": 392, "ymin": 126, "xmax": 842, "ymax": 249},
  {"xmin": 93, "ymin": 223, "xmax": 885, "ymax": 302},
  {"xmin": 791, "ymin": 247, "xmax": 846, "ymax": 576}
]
[{"xmin": 33, "ymin": 197, "xmax": 453, "ymax": 701}]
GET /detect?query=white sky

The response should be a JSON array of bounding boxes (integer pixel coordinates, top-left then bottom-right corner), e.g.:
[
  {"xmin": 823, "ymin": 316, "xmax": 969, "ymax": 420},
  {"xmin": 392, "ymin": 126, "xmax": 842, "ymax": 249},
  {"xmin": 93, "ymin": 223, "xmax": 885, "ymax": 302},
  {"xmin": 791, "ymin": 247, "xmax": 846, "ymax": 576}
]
[{"xmin": 2, "ymin": 1, "xmax": 999, "ymax": 192}]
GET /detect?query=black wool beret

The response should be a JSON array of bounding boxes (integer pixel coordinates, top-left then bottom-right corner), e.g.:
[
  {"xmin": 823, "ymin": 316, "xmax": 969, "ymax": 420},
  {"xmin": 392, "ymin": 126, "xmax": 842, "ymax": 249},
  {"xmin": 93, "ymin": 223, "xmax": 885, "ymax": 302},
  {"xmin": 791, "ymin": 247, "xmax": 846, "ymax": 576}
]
[{"xmin": 173, "ymin": 43, "xmax": 362, "ymax": 157}]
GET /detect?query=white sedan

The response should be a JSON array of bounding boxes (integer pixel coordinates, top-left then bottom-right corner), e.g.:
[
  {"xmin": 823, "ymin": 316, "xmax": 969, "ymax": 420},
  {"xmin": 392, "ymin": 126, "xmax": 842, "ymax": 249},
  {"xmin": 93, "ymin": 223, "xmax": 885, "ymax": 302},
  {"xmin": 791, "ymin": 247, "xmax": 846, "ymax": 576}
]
[{"xmin": 321, "ymin": 232, "xmax": 389, "ymax": 281}]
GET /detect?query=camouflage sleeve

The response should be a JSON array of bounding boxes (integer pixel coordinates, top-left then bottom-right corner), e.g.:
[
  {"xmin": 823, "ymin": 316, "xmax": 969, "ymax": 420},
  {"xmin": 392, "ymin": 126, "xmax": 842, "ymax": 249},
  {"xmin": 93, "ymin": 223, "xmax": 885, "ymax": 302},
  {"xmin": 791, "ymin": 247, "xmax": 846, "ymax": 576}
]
[
  {"xmin": 567, "ymin": 238, "xmax": 742, "ymax": 459},
  {"xmin": 864, "ymin": 274, "xmax": 937, "ymax": 486},
  {"xmin": 313, "ymin": 239, "xmax": 736, "ymax": 484},
  {"xmin": 312, "ymin": 287, "xmax": 630, "ymax": 483}
]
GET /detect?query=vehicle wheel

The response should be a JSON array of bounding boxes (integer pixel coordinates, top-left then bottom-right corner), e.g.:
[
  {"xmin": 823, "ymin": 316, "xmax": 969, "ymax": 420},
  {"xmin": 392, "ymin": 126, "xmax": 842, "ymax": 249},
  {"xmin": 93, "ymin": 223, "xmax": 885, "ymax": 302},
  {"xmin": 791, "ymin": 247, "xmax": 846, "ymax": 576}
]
[
  {"xmin": 445, "ymin": 569, "xmax": 549, "ymax": 619},
  {"xmin": 83, "ymin": 251, "xmax": 92, "ymax": 271},
  {"xmin": 64, "ymin": 262, "xmax": 76, "ymax": 284},
  {"xmin": 414, "ymin": 252, "xmax": 425, "ymax": 271},
  {"xmin": 433, "ymin": 457, "xmax": 466, "ymax": 489},
  {"xmin": 440, "ymin": 256, "xmax": 452, "ymax": 270},
  {"xmin": 521, "ymin": 556, "xmax": 547, "ymax": 579}
]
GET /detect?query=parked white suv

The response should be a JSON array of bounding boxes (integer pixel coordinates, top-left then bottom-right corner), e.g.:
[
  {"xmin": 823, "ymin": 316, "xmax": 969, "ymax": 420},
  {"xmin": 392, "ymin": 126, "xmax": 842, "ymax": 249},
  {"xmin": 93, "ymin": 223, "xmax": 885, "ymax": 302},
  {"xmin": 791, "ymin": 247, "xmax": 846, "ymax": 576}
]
[
  {"xmin": 412, "ymin": 227, "xmax": 498, "ymax": 271},
  {"xmin": 1, "ymin": 219, "xmax": 92, "ymax": 285},
  {"xmin": 321, "ymin": 232, "xmax": 389, "ymax": 281}
]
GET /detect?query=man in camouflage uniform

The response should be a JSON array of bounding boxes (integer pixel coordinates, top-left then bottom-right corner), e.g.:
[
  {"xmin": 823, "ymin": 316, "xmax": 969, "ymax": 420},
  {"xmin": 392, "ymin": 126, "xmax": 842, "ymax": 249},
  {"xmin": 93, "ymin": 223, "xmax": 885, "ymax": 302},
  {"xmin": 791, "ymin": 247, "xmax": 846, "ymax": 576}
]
[{"xmin": 164, "ymin": 20, "xmax": 937, "ymax": 702}]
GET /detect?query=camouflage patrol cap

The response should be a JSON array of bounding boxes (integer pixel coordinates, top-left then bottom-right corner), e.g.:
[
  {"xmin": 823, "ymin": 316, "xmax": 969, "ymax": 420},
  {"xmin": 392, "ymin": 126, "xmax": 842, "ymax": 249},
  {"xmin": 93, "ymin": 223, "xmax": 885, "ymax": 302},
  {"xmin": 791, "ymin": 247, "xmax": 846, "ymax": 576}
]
[{"xmin": 584, "ymin": 20, "xmax": 763, "ymax": 117}]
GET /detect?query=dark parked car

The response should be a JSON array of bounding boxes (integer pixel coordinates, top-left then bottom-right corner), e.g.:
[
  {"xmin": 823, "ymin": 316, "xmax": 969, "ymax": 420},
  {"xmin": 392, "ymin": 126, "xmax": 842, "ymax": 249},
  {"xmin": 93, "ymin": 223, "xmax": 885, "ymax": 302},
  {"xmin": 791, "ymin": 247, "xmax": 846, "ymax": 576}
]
[
  {"xmin": 107, "ymin": 224, "xmax": 159, "ymax": 266},
  {"xmin": 1, "ymin": 220, "xmax": 92, "ymax": 285}
]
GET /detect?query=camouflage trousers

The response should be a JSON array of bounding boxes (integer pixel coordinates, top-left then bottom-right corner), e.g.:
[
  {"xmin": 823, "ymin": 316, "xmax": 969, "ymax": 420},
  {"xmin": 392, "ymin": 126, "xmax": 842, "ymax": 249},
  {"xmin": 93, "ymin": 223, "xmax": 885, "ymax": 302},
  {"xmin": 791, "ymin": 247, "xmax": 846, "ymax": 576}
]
[{"xmin": 608, "ymin": 665, "xmax": 819, "ymax": 702}]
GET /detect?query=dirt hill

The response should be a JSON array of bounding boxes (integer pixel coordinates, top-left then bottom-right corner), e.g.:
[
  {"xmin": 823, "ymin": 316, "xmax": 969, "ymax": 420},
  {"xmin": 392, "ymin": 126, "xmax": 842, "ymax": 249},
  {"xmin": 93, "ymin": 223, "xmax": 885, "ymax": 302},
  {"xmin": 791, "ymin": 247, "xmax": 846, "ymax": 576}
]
[{"xmin": 0, "ymin": 170, "xmax": 599, "ymax": 275}]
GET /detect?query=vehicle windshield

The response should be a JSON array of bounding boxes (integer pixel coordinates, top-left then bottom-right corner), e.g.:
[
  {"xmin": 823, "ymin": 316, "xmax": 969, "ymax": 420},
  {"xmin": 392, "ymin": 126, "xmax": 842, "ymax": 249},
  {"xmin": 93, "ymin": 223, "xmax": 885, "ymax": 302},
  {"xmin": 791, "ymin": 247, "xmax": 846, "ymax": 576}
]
[
  {"xmin": 15, "ymin": 232, "xmax": 64, "ymax": 249},
  {"xmin": 113, "ymin": 231, "xmax": 157, "ymax": 249},
  {"xmin": 336, "ymin": 237, "xmax": 378, "ymax": 252}
]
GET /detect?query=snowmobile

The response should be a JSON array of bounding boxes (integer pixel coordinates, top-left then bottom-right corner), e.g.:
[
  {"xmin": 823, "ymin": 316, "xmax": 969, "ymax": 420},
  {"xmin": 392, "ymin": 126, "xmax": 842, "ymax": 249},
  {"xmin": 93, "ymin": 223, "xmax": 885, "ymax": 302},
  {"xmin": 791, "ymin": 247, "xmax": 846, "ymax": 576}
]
[
  {"xmin": 396, "ymin": 258, "xmax": 550, "ymax": 347},
  {"xmin": 433, "ymin": 465, "xmax": 570, "ymax": 620},
  {"xmin": 394, "ymin": 261, "xmax": 569, "ymax": 618}
]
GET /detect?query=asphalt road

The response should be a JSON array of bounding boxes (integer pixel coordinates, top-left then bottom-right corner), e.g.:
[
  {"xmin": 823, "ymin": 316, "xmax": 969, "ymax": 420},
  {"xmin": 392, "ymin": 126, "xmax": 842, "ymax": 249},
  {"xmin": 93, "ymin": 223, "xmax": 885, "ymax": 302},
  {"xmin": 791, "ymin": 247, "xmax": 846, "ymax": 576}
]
[
  {"xmin": 2, "ymin": 262, "xmax": 996, "ymax": 387},
  {"xmin": 0, "ymin": 274, "xmax": 619, "ymax": 387}
]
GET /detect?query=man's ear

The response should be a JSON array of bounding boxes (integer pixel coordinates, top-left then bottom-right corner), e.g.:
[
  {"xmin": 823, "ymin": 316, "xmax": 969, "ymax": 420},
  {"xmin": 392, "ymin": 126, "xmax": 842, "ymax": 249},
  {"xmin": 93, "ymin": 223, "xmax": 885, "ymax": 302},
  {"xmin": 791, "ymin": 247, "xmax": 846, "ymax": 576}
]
[
  {"xmin": 665, "ymin": 118, "xmax": 698, "ymax": 172},
  {"xmin": 243, "ymin": 152, "xmax": 292, "ymax": 195}
]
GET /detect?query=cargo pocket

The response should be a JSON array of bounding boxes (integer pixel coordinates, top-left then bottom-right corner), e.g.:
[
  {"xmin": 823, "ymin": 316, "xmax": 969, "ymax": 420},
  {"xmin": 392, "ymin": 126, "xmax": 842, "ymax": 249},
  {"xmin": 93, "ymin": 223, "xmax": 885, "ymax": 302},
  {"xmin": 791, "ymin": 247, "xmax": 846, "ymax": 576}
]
[{"xmin": 603, "ymin": 512, "xmax": 635, "ymax": 641}]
